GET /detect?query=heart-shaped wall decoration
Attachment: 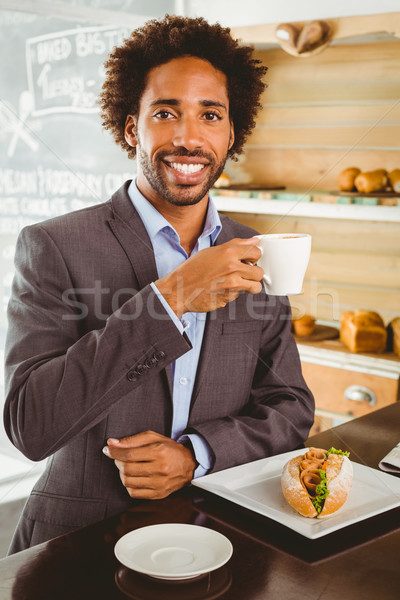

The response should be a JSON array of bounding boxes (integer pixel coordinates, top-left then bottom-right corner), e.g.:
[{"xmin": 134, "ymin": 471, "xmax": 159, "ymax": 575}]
[{"xmin": 275, "ymin": 20, "xmax": 333, "ymax": 57}]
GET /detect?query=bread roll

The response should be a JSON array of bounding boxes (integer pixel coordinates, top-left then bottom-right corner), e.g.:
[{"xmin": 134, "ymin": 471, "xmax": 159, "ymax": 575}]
[
  {"xmin": 340, "ymin": 310, "xmax": 387, "ymax": 353},
  {"xmin": 281, "ymin": 448, "xmax": 353, "ymax": 519},
  {"xmin": 354, "ymin": 170, "xmax": 388, "ymax": 193},
  {"xmin": 387, "ymin": 317, "xmax": 400, "ymax": 357},
  {"xmin": 281, "ymin": 455, "xmax": 318, "ymax": 518},
  {"xmin": 388, "ymin": 169, "xmax": 400, "ymax": 193},
  {"xmin": 337, "ymin": 167, "xmax": 361, "ymax": 191},
  {"xmin": 321, "ymin": 454, "xmax": 353, "ymax": 517}
]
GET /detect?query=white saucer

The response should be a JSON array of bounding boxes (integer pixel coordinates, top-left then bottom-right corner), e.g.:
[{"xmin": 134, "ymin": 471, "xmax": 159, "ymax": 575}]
[{"xmin": 114, "ymin": 524, "xmax": 233, "ymax": 581}]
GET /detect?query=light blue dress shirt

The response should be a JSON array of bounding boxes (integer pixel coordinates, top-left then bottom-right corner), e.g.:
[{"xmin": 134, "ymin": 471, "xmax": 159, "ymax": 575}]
[{"xmin": 128, "ymin": 180, "xmax": 222, "ymax": 477}]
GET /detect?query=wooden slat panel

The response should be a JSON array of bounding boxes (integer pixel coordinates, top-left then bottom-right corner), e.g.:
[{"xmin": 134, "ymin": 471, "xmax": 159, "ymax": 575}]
[
  {"xmin": 231, "ymin": 148, "xmax": 400, "ymax": 189},
  {"xmin": 256, "ymin": 42, "xmax": 400, "ymax": 85},
  {"xmin": 248, "ymin": 125, "xmax": 400, "ymax": 149},
  {"xmin": 254, "ymin": 43, "xmax": 400, "ymax": 108},
  {"xmin": 261, "ymin": 83, "xmax": 400, "ymax": 105},
  {"xmin": 307, "ymin": 251, "xmax": 400, "ymax": 288},
  {"xmin": 256, "ymin": 104, "xmax": 400, "ymax": 128},
  {"xmin": 222, "ymin": 213, "xmax": 400, "ymax": 255}
]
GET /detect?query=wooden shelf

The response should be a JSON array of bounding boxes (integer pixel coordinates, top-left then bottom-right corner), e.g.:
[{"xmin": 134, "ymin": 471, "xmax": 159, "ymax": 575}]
[
  {"xmin": 231, "ymin": 12, "xmax": 400, "ymax": 48},
  {"xmin": 213, "ymin": 194, "xmax": 400, "ymax": 222},
  {"xmin": 297, "ymin": 337, "xmax": 400, "ymax": 376}
]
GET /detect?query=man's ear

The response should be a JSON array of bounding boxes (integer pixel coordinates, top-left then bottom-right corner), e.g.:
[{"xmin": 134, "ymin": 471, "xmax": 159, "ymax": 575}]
[
  {"xmin": 124, "ymin": 114, "xmax": 137, "ymax": 147},
  {"xmin": 228, "ymin": 120, "xmax": 235, "ymax": 151}
]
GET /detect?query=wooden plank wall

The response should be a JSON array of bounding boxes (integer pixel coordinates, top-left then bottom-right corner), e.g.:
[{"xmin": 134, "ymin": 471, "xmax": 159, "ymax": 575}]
[
  {"xmin": 222, "ymin": 39, "xmax": 400, "ymax": 327},
  {"xmin": 228, "ymin": 41, "xmax": 400, "ymax": 190}
]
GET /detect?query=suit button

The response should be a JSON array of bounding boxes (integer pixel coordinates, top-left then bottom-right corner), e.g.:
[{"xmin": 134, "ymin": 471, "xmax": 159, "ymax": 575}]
[
  {"xmin": 135, "ymin": 364, "xmax": 147, "ymax": 375},
  {"xmin": 145, "ymin": 357, "xmax": 157, "ymax": 368},
  {"xmin": 153, "ymin": 350, "xmax": 165, "ymax": 361},
  {"xmin": 127, "ymin": 370, "xmax": 137, "ymax": 381}
]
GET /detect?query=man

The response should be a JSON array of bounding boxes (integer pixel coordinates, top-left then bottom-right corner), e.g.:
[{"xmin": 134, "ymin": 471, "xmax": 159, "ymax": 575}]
[{"xmin": 4, "ymin": 15, "xmax": 314, "ymax": 553}]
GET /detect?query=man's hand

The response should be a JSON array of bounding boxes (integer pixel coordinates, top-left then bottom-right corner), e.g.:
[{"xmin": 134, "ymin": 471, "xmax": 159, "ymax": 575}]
[
  {"xmin": 102, "ymin": 431, "xmax": 197, "ymax": 499},
  {"xmin": 155, "ymin": 237, "xmax": 263, "ymax": 317}
]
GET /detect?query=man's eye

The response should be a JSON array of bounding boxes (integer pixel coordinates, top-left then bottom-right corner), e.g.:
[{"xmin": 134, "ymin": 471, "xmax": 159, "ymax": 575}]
[
  {"xmin": 204, "ymin": 112, "xmax": 221, "ymax": 121},
  {"xmin": 155, "ymin": 111, "xmax": 173, "ymax": 119}
]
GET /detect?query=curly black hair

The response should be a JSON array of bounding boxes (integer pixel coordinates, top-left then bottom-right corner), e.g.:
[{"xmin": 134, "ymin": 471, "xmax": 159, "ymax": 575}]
[{"xmin": 99, "ymin": 14, "xmax": 267, "ymax": 160}]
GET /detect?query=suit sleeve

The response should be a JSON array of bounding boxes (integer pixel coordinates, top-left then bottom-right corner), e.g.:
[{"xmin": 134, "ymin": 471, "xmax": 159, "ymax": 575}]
[
  {"xmin": 3, "ymin": 225, "xmax": 191, "ymax": 461},
  {"xmin": 187, "ymin": 297, "xmax": 315, "ymax": 472}
]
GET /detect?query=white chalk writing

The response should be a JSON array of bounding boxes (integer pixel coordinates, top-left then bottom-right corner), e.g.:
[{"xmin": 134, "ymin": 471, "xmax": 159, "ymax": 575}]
[
  {"xmin": 26, "ymin": 26, "xmax": 130, "ymax": 115},
  {"xmin": 0, "ymin": 168, "xmax": 132, "ymax": 225}
]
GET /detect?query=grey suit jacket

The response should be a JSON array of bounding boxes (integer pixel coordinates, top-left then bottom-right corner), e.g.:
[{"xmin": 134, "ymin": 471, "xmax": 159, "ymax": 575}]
[{"xmin": 4, "ymin": 181, "xmax": 314, "ymax": 553}]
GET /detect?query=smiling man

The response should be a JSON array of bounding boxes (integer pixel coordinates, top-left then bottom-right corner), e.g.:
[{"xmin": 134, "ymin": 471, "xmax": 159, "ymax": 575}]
[
  {"xmin": 127, "ymin": 56, "xmax": 234, "ymax": 211},
  {"xmin": 4, "ymin": 15, "xmax": 314, "ymax": 553}
]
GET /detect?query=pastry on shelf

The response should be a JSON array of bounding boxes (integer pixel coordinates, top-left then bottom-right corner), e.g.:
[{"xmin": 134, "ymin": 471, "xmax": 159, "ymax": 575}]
[
  {"xmin": 213, "ymin": 173, "xmax": 231, "ymax": 188},
  {"xmin": 292, "ymin": 315, "xmax": 316, "ymax": 336}
]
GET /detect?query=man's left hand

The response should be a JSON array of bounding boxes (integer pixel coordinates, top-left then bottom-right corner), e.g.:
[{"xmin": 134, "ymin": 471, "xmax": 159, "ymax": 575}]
[{"xmin": 102, "ymin": 431, "xmax": 197, "ymax": 499}]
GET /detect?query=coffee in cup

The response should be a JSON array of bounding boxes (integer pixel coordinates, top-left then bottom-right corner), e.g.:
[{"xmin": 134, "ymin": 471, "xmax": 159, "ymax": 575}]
[{"xmin": 255, "ymin": 233, "xmax": 311, "ymax": 296}]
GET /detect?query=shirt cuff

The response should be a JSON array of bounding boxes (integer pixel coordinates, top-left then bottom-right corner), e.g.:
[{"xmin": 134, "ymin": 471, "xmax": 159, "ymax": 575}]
[
  {"xmin": 179, "ymin": 433, "xmax": 214, "ymax": 478},
  {"xmin": 150, "ymin": 282, "xmax": 189, "ymax": 334}
]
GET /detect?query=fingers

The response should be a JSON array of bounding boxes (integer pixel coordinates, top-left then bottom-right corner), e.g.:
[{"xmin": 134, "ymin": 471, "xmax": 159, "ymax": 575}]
[
  {"xmin": 105, "ymin": 443, "xmax": 163, "ymax": 463},
  {"xmin": 226, "ymin": 239, "xmax": 264, "ymax": 294},
  {"xmin": 102, "ymin": 435, "xmax": 196, "ymax": 499},
  {"xmin": 223, "ymin": 237, "xmax": 261, "ymax": 264},
  {"xmin": 117, "ymin": 476, "xmax": 173, "ymax": 500},
  {"xmin": 232, "ymin": 237, "xmax": 262, "ymax": 264},
  {"xmin": 237, "ymin": 261, "xmax": 264, "ymax": 282},
  {"xmin": 208, "ymin": 238, "xmax": 262, "ymax": 290},
  {"xmin": 156, "ymin": 236, "xmax": 264, "ymax": 316},
  {"xmin": 105, "ymin": 430, "xmax": 162, "ymax": 451}
]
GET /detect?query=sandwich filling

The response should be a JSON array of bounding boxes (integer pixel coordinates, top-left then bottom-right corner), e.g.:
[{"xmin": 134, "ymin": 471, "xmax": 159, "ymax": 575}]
[{"xmin": 300, "ymin": 447, "xmax": 350, "ymax": 514}]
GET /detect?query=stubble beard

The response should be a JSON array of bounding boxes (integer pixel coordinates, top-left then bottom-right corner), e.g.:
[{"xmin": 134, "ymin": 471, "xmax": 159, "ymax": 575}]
[{"xmin": 136, "ymin": 143, "xmax": 228, "ymax": 207}]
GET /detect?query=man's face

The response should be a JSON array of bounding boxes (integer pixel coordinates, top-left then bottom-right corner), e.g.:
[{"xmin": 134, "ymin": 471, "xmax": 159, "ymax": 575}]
[{"xmin": 124, "ymin": 56, "xmax": 234, "ymax": 208}]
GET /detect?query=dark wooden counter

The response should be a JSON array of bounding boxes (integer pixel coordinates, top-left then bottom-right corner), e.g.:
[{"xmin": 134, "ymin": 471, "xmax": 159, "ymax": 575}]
[{"xmin": 1, "ymin": 403, "xmax": 399, "ymax": 600}]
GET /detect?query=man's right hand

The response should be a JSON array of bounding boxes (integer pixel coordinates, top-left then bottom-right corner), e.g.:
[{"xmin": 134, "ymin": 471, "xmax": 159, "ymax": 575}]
[{"xmin": 155, "ymin": 237, "xmax": 264, "ymax": 317}]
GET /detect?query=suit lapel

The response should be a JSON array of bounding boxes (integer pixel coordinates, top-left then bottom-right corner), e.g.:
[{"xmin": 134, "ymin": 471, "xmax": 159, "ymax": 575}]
[
  {"xmin": 107, "ymin": 181, "xmax": 159, "ymax": 289},
  {"xmin": 106, "ymin": 181, "xmax": 174, "ymax": 396}
]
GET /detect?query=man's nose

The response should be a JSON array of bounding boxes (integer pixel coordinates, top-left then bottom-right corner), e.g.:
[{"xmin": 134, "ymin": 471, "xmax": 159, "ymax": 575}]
[{"xmin": 172, "ymin": 117, "xmax": 204, "ymax": 151}]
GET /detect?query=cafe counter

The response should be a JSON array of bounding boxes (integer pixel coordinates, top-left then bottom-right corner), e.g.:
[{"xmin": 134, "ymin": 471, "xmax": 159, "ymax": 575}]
[{"xmin": 0, "ymin": 403, "xmax": 399, "ymax": 600}]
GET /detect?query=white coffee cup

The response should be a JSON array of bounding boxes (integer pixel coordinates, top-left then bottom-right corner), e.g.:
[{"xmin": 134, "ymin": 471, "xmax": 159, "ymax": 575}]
[{"xmin": 256, "ymin": 233, "xmax": 311, "ymax": 296}]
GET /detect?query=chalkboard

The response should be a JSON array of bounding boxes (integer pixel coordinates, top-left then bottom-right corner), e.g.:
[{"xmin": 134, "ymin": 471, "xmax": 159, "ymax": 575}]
[{"xmin": 0, "ymin": 8, "xmax": 143, "ymax": 335}]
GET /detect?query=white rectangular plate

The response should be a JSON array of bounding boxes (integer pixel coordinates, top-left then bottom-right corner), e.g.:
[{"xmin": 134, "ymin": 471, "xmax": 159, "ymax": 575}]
[{"xmin": 192, "ymin": 448, "xmax": 400, "ymax": 539}]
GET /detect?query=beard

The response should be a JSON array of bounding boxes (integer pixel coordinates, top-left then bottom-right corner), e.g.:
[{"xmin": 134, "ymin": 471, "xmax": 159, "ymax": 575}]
[{"xmin": 136, "ymin": 141, "xmax": 228, "ymax": 207}]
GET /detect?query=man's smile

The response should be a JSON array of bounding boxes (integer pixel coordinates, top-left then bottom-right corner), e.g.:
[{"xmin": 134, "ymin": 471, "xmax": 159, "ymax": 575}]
[
  {"xmin": 161, "ymin": 157, "xmax": 210, "ymax": 185},
  {"xmin": 169, "ymin": 162, "xmax": 206, "ymax": 174}
]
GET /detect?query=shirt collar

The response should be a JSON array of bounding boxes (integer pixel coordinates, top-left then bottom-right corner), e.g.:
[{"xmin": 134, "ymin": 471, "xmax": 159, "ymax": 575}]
[{"xmin": 128, "ymin": 179, "xmax": 222, "ymax": 245}]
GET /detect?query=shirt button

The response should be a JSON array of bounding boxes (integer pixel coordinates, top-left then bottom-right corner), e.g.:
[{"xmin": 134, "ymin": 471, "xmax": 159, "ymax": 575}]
[{"xmin": 179, "ymin": 377, "xmax": 188, "ymax": 386}]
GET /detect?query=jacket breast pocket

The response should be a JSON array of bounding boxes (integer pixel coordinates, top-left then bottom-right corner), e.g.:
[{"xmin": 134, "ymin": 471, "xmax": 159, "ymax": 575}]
[{"xmin": 222, "ymin": 321, "xmax": 261, "ymax": 335}]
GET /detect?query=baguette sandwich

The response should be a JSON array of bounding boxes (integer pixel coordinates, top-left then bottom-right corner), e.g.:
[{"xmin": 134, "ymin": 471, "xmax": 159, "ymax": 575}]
[{"xmin": 281, "ymin": 447, "xmax": 353, "ymax": 518}]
